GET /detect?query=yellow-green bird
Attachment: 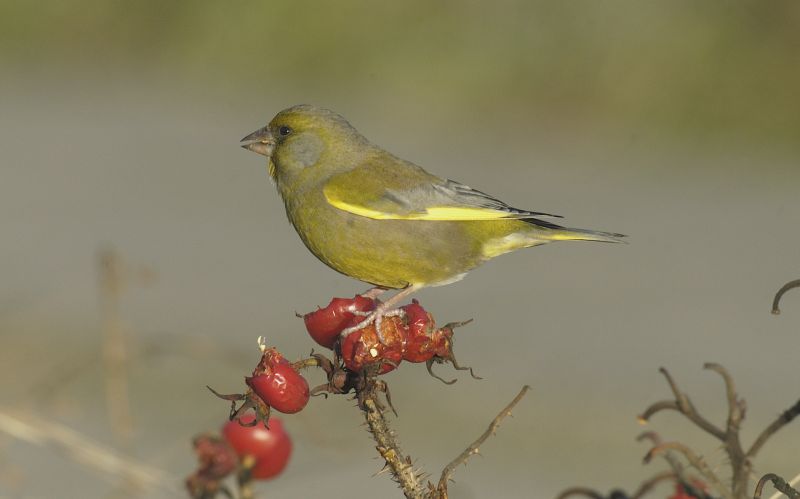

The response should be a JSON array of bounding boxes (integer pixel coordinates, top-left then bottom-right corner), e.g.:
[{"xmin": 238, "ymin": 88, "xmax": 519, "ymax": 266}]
[{"xmin": 241, "ymin": 105, "xmax": 623, "ymax": 329}]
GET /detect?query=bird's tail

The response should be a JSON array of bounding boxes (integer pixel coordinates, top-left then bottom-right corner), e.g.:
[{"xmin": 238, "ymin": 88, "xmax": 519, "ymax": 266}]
[
  {"xmin": 523, "ymin": 218, "xmax": 626, "ymax": 243},
  {"xmin": 543, "ymin": 227, "xmax": 626, "ymax": 243}
]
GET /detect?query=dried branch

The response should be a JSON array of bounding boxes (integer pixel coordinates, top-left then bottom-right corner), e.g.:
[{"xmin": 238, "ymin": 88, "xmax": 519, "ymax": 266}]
[
  {"xmin": 771, "ymin": 279, "xmax": 800, "ymax": 315},
  {"xmin": 637, "ymin": 432, "xmax": 687, "ymax": 482},
  {"xmin": 638, "ymin": 367, "xmax": 725, "ymax": 440},
  {"xmin": 435, "ymin": 385, "xmax": 530, "ymax": 496},
  {"xmin": 630, "ymin": 471, "xmax": 677, "ymax": 499},
  {"xmin": 769, "ymin": 473, "xmax": 800, "ymax": 499},
  {"xmin": 754, "ymin": 473, "xmax": 800, "ymax": 499},
  {"xmin": 638, "ymin": 364, "xmax": 800, "ymax": 499},
  {"xmin": 644, "ymin": 442, "xmax": 732, "ymax": 499},
  {"xmin": 704, "ymin": 363, "xmax": 744, "ymax": 430},
  {"xmin": 0, "ymin": 409, "xmax": 178, "ymax": 495},
  {"xmin": 748, "ymin": 399, "xmax": 800, "ymax": 458}
]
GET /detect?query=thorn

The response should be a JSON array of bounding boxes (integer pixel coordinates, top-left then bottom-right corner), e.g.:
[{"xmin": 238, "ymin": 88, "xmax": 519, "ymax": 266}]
[{"xmin": 374, "ymin": 465, "xmax": 392, "ymax": 477}]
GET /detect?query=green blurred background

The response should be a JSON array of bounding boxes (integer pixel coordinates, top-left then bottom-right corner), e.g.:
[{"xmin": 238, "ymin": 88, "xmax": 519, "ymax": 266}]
[{"xmin": 1, "ymin": 1, "xmax": 798, "ymax": 498}]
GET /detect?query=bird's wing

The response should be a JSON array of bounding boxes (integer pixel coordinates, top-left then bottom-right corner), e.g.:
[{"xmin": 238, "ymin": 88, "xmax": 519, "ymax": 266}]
[{"xmin": 322, "ymin": 160, "xmax": 562, "ymax": 221}]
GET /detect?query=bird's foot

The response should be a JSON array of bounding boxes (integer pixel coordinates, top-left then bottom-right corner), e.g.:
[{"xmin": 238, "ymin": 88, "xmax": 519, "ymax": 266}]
[{"xmin": 340, "ymin": 305, "xmax": 406, "ymax": 344}]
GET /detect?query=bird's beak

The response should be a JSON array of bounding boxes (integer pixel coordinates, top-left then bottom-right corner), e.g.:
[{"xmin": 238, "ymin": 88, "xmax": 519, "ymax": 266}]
[{"xmin": 240, "ymin": 126, "xmax": 276, "ymax": 157}]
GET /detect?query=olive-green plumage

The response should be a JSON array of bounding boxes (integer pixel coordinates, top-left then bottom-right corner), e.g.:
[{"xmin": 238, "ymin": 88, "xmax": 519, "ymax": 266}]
[{"xmin": 241, "ymin": 105, "xmax": 623, "ymax": 290}]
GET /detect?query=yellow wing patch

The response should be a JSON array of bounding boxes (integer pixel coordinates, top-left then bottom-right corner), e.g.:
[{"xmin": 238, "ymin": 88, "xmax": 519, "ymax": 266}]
[{"xmin": 326, "ymin": 198, "xmax": 519, "ymax": 221}]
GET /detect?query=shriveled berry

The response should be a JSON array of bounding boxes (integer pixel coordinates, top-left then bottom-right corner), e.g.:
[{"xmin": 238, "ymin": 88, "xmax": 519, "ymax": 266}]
[
  {"xmin": 401, "ymin": 300, "xmax": 438, "ymax": 363},
  {"xmin": 340, "ymin": 316, "xmax": 406, "ymax": 374}
]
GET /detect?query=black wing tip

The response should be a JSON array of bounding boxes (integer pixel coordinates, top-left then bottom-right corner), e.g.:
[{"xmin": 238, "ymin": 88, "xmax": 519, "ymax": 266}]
[{"xmin": 520, "ymin": 217, "xmax": 565, "ymax": 230}]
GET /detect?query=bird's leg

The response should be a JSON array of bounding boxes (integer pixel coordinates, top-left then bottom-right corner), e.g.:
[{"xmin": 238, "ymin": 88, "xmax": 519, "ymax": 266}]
[
  {"xmin": 360, "ymin": 286, "xmax": 389, "ymax": 300},
  {"xmin": 341, "ymin": 285, "xmax": 422, "ymax": 343}
]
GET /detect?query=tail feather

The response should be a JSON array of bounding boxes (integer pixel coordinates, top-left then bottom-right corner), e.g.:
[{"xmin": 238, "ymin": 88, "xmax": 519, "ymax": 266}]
[{"xmin": 523, "ymin": 217, "xmax": 626, "ymax": 243}]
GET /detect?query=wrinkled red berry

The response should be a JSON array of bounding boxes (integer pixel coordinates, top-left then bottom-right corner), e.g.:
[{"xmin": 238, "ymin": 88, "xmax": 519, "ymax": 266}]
[
  {"xmin": 248, "ymin": 348, "xmax": 309, "ymax": 414},
  {"xmin": 303, "ymin": 295, "xmax": 376, "ymax": 348},
  {"xmin": 340, "ymin": 316, "xmax": 405, "ymax": 374},
  {"xmin": 185, "ymin": 434, "xmax": 238, "ymax": 496},
  {"xmin": 401, "ymin": 300, "xmax": 439, "ymax": 363},
  {"xmin": 221, "ymin": 414, "xmax": 292, "ymax": 480}
]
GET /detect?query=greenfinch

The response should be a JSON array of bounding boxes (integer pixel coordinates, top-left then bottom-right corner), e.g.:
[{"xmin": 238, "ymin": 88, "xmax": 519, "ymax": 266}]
[{"xmin": 241, "ymin": 105, "xmax": 623, "ymax": 325}]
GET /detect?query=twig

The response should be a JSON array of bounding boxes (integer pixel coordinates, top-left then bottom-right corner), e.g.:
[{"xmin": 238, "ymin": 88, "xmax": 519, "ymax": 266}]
[
  {"xmin": 769, "ymin": 473, "xmax": 800, "ymax": 499},
  {"xmin": 748, "ymin": 399, "xmax": 800, "ymax": 459},
  {"xmin": 704, "ymin": 363, "xmax": 750, "ymax": 498},
  {"xmin": 704, "ymin": 363, "xmax": 743, "ymax": 430},
  {"xmin": 638, "ymin": 368, "xmax": 725, "ymax": 441},
  {"xmin": 637, "ymin": 432, "xmax": 687, "ymax": 482},
  {"xmin": 97, "ymin": 248, "xmax": 135, "ymax": 447},
  {"xmin": 754, "ymin": 473, "xmax": 800, "ymax": 499},
  {"xmin": 436, "ymin": 385, "xmax": 530, "ymax": 497},
  {"xmin": 771, "ymin": 279, "xmax": 800, "ymax": 315},
  {"xmin": 630, "ymin": 471, "xmax": 677, "ymax": 499},
  {"xmin": 0, "ymin": 409, "xmax": 179, "ymax": 494},
  {"xmin": 644, "ymin": 442, "xmax": 732, "ymax": 499}
]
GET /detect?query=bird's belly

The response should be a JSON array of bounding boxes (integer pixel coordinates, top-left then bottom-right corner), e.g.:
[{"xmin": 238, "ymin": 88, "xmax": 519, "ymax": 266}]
[{"xmin": 287, "ymin": 200, "xmax": 486, "ymax": 288}]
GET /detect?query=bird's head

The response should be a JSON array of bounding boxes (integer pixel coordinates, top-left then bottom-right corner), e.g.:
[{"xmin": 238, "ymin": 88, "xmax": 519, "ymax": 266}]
[{"xmin": 241, "ymin": 105, "xmax": 370, "ymax": 184}]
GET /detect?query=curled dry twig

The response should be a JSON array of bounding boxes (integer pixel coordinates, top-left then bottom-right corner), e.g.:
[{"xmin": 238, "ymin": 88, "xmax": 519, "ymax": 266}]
[
  {"xmin": 771, "ymin": 279, "xmax": 800, "ymax": 315},
  {"xmin": 754, "ymin": 473, "xmax": 800, "ymax": 499}
]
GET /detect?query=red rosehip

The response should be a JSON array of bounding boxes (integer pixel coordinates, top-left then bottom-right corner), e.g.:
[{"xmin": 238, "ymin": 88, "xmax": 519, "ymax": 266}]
[
  {"xmin": 340, "ymin": 316, "xmax": 405, "ymax": 374},
  {"xmin": 401, "ymin": 300, "xmax": 438, "ymax": 363},
  {"xmin": 221, "ymin": 414, "xmax": 292, "ymax": 480},
  {"xmin": 247, "ymin": 349, "xmax": 309, "ymax": 414},
  {"xmin": 403, "ymin": 300, "xmax": 434, "ymax": 335},
  {"xmin": 303, "ymin": 295, "xmax": 376, "ymax": 348}
]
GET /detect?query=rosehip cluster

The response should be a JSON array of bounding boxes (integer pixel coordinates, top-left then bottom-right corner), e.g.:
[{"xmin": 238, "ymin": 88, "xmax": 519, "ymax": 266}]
[{"xmin": 303, "ymin": 296, "xmax": 469, "ymax": 378}]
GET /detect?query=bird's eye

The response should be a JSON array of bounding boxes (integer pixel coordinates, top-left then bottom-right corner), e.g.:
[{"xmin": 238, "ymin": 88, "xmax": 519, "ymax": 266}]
[{"xmin": 279, "ymin": 126, "xmax": 293, "ymax": 137}]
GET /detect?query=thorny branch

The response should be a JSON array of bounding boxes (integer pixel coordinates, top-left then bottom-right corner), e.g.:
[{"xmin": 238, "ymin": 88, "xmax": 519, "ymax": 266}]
[{"xmin": 358, "ymin": 367, "xmax": 426, "ymax": 499}]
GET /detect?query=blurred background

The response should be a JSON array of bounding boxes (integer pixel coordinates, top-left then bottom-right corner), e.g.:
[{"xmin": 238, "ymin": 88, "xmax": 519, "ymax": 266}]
[{"xmin": 1, "ymin": 1, "xmax": 799, "ymax": 497}]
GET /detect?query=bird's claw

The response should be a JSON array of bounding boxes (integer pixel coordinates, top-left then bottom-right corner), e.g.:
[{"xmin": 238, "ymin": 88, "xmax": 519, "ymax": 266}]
[{"xmin": 339, "ymin": 307, "xmax": 406, "ymax": 345}]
